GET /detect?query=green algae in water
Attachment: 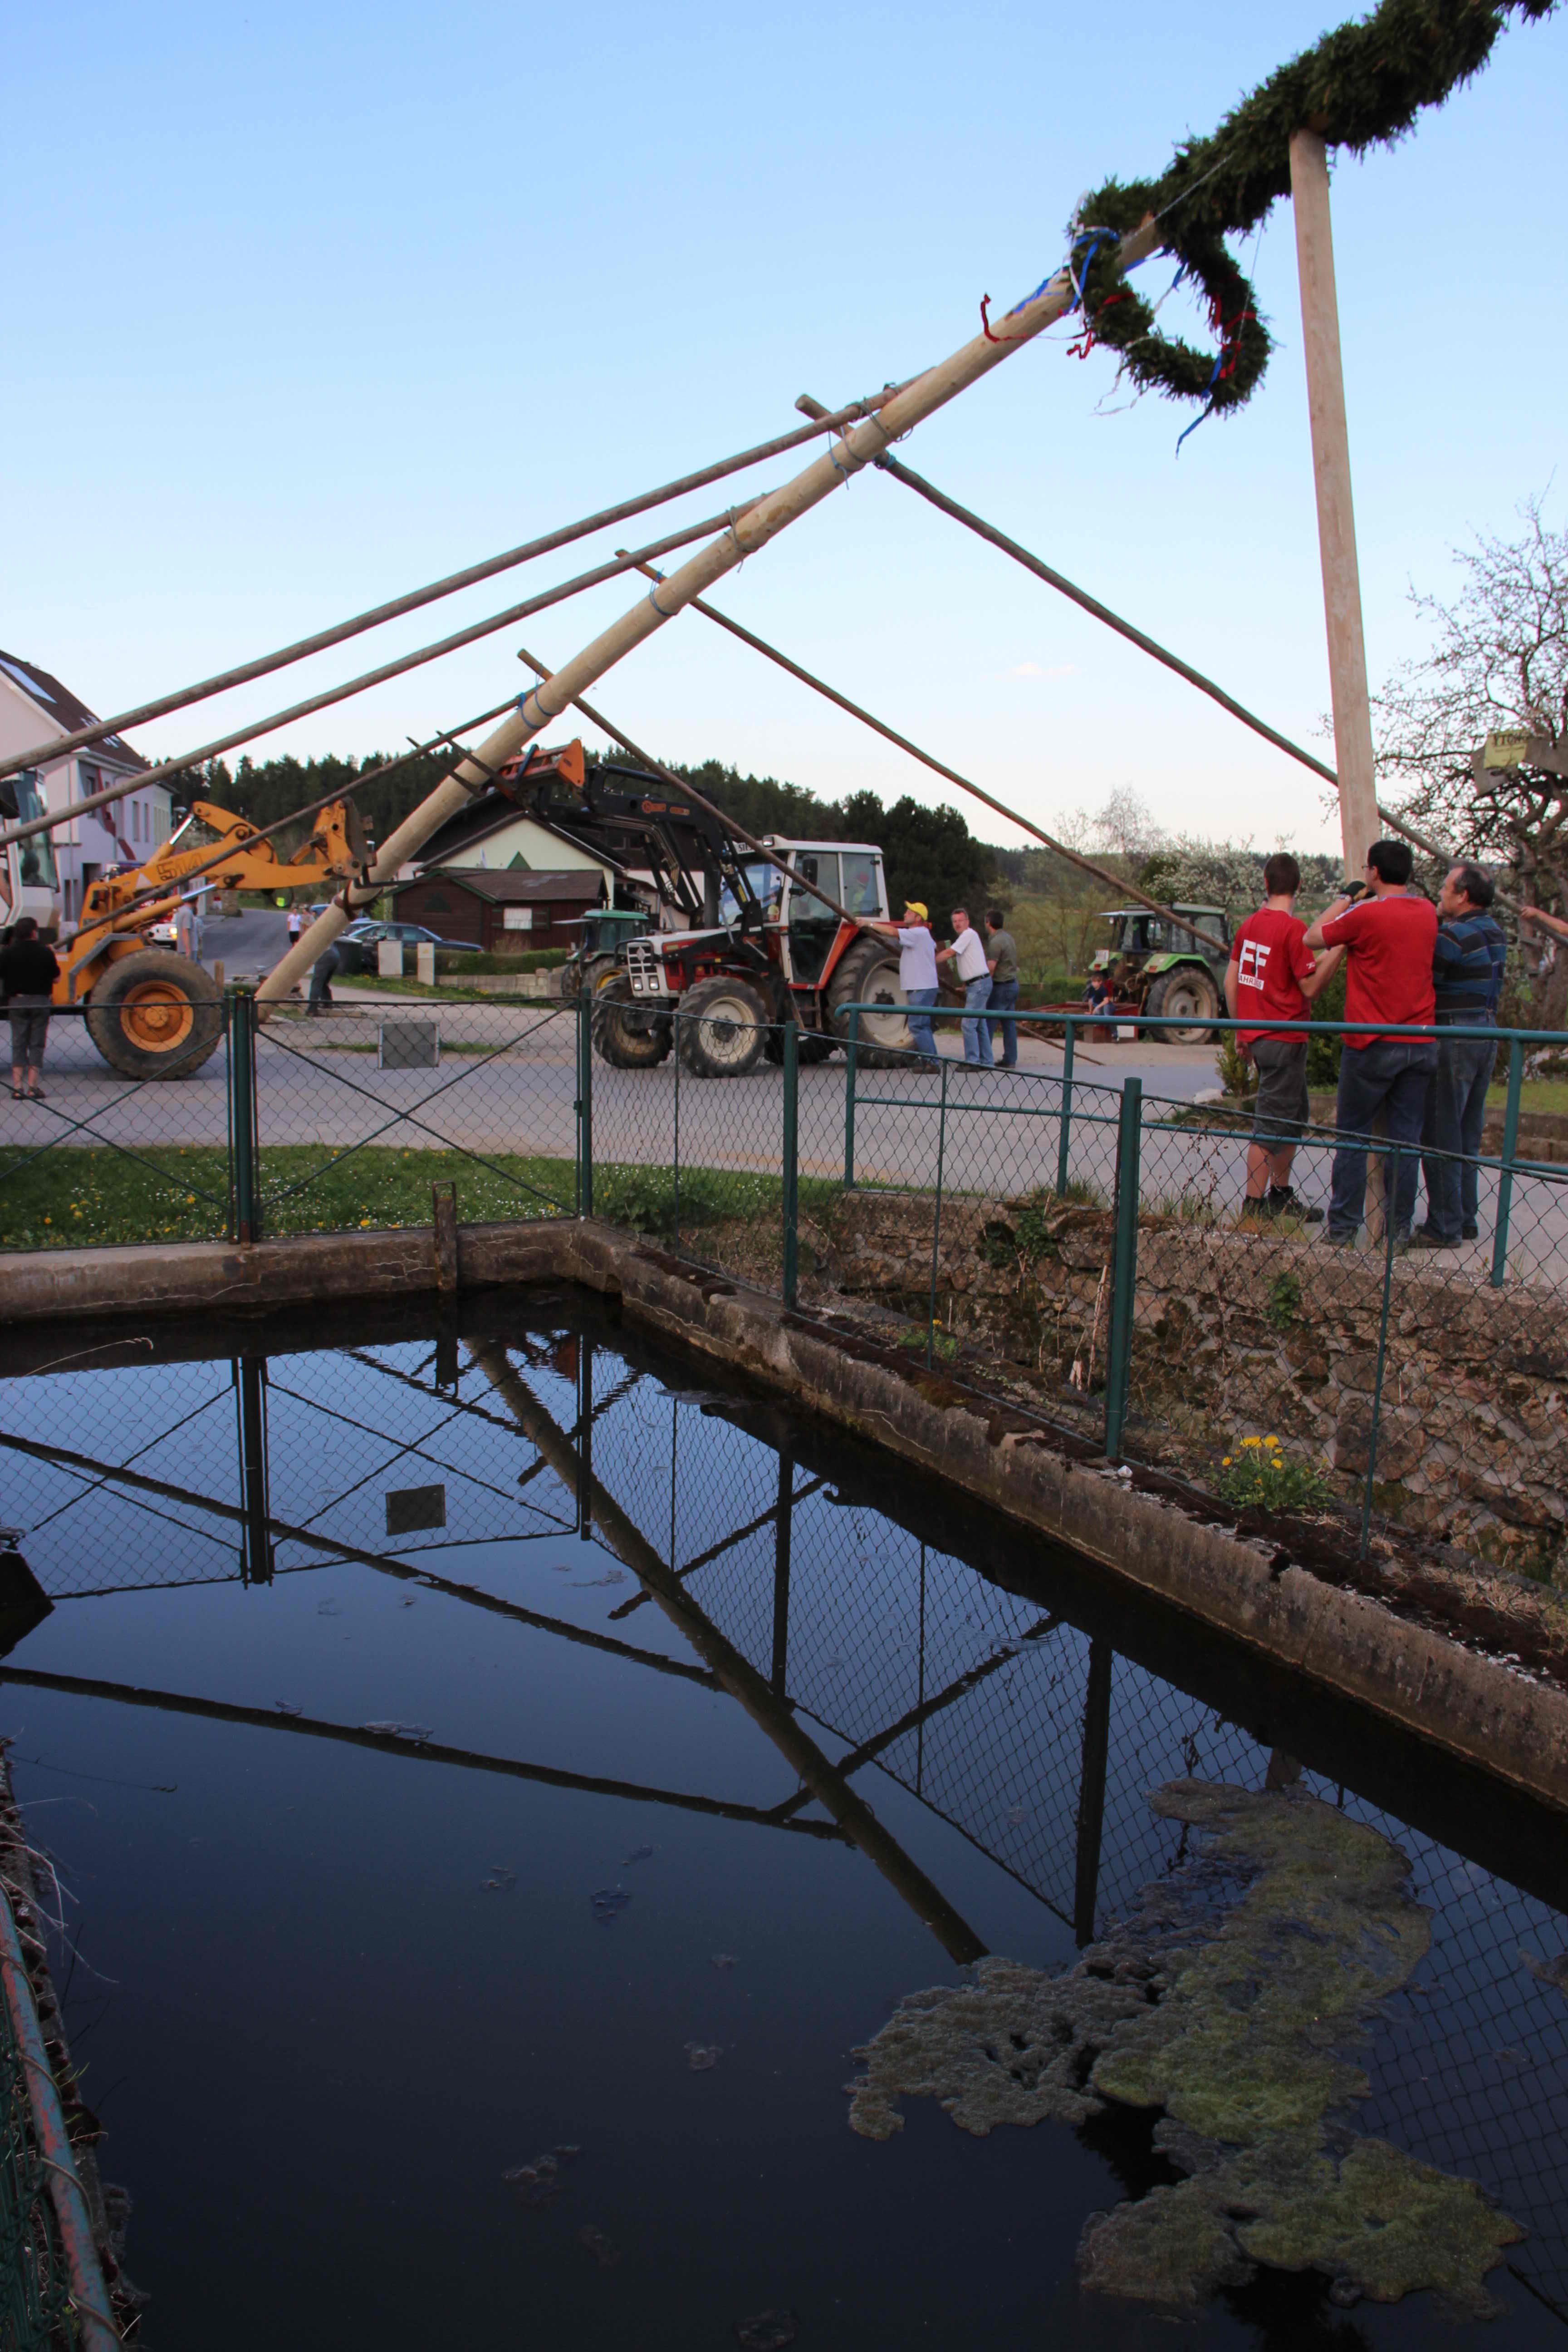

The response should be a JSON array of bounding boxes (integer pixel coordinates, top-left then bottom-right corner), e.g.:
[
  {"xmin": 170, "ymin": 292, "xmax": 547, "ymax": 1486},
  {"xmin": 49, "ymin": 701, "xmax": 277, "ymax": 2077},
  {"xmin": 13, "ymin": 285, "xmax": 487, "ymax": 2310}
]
[{"xmin": 846, "ymin": 1780, "xmax": 1524, "ymax": 2319}]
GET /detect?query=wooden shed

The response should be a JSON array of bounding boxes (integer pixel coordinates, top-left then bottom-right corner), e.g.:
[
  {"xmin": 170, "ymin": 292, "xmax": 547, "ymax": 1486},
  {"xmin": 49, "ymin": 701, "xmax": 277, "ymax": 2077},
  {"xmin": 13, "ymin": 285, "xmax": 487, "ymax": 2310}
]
[{"xmin": 394, "ymin": 867, "xmax": 604, "ymax": 951}]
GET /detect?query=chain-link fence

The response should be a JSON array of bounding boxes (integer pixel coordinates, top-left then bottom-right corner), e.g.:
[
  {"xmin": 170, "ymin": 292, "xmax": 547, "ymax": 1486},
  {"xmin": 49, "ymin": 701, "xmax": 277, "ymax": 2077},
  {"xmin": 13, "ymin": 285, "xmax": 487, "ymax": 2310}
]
[
  {"xmin": 6, "ymin": 992, "xmax": 1568, "ymax": 1573},
  {"xmin": 0, "ymin": 1000, "xmax": 235, "ymax": 1252}
]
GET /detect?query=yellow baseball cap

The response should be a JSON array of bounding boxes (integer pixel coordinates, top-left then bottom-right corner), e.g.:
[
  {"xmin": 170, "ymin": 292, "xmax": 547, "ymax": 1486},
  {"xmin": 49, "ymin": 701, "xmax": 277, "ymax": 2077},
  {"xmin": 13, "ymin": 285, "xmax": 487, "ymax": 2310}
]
[{"xmin": 903, "ymin": 901, "xmax": 928, "ymax": 920}]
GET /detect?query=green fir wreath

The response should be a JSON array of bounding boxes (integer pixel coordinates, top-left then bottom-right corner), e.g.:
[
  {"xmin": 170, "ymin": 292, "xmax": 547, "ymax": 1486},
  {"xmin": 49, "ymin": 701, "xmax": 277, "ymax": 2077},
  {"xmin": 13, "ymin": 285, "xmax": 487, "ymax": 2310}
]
[{"xmin": 1070, "ymin": 0, "xmax": 1556, "ymax": 426}]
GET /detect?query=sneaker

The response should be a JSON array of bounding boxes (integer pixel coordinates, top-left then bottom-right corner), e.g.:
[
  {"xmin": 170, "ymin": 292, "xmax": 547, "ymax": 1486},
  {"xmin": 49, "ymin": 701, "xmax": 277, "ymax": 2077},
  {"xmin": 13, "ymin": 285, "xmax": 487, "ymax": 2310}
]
[
  {"xmin": 1322, "ymin": 1228, "xmax": 1357, "ymax": 1249},
  {"xmin": 1410, "ymin": 1227, "xmax": 1457, "ymax": 1251},
  {"xmin": 1462, "ymin": 1221, "xmax": 1479, "ymax": 1241},
  {"xmin": 1267, "ymin": 1187, "xmax": 1324, "ymax": 1225}
]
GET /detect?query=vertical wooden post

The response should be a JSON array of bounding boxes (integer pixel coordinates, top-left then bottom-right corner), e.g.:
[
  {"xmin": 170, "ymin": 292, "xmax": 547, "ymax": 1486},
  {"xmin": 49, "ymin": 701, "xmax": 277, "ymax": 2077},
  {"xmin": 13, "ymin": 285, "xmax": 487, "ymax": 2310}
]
[{"xmin": 1290, "ymin": 129, "xmax": 1380, "ymax": 874}]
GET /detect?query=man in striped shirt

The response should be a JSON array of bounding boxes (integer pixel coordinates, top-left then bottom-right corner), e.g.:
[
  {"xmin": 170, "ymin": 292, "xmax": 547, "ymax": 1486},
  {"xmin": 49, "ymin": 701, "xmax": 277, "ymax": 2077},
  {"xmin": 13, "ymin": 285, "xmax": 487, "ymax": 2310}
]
[{"xmin": 1412, "ymin": 864, "xmax": 1507, "ymax": 1249}]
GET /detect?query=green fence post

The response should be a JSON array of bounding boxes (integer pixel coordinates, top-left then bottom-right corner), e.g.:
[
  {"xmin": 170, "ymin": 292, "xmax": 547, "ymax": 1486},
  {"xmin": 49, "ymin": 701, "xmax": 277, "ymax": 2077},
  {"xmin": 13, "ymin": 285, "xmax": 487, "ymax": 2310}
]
[
  {"xmin": 926, "ymin": 1057, "xmax": 949, "ymax": 1368},
  {"xmin": 672, "ymin": 1008, "xmax": 681, "ymax": 1253},
  {"xmin": 1102, "ymin": 1076, "xmax": 1142, "ymax": 1463},
  {"xmin": 226, "ymin": 983, "xmax": 261, "ymax": 1244},
  {"xmin": 1360, "ymin": 1142, "xmax": 1402, "ymax": 1558},
  {"xmin": 576, "ymin": 993, "xmax": 594, "ymax": 1219},
  {"xmin": 1490, "ymin": 1035, "xmax": 1523, "ymax": 1289},
  {"xmin": 843, "ymin": 1007, "xmax": 859, "ymax": 1190},
  {"xmin": 1056, "ymin": 1019, "xmax": 1076, "ymax": 1196},
  {"xmin": 781, "ymin": 1019, "xmax": 799, "ymax": 1308}
]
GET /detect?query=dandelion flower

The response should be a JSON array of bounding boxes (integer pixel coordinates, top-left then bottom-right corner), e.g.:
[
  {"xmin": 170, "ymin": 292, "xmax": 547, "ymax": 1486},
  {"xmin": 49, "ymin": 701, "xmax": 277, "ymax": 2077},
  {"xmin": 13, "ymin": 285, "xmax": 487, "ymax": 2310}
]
[
  {"xmin": 1242, "ymin": 1436, "xmax": 1262, "ymax": 1449},
  {"xmin": 1265, "ymin": 1435, "xmax": 1281, "ymax": 1448},
  {"xmin": 1223, "ymin": 1456, "xmax": 1233, "ymax": 1467}
]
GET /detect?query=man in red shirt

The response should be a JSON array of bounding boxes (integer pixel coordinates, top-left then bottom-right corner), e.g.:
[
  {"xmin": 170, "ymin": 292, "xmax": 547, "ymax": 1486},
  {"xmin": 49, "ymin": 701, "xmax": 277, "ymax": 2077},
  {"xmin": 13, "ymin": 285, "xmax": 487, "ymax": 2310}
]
[
  {"xmin": 1225, "ymin": 853, "xmax": 1345, "ymax": 1220},
  {"xmin": 1303, "ymin": 838, "xmax": 1438, "ymax": 1247}
]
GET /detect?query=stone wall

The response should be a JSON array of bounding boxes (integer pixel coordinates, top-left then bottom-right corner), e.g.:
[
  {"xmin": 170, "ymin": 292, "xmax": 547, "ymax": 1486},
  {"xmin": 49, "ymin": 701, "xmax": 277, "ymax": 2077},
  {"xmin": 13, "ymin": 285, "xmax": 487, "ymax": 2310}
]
[{"xmin": 811, "ymin": 1190, "xmax": 1568, "ymax": 1581}]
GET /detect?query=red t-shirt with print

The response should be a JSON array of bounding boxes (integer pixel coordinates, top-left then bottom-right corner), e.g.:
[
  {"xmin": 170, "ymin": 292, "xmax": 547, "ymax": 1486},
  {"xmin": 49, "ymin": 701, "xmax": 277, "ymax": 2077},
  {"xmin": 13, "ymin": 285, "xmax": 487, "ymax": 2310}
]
[
  {"xmin": 1228, "ymin": 907, "xmax": 1314, "ymax": 1050},
  {"xmin": 1318, "ymin": 893, "xmax": 1436, "ymax": 1047}
]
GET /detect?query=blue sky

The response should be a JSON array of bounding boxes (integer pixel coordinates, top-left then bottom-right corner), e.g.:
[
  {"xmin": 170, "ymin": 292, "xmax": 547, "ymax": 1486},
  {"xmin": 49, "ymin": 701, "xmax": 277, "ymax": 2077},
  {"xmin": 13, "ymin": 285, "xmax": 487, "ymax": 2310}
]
[{"xmin": 7, "ymin": 0, "xmax": 1563, "ymax": 854}]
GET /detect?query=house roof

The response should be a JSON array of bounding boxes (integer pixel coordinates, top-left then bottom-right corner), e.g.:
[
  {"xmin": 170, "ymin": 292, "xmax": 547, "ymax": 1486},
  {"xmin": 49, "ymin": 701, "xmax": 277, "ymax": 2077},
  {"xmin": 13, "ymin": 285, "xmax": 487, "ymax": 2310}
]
[
  {"xmin": 407, "ymin": 867, "xmax": 604, "ymax": 904},
  {"xmin": 0, "ymin": 651, "xmax": 149, "ymax": 773}
]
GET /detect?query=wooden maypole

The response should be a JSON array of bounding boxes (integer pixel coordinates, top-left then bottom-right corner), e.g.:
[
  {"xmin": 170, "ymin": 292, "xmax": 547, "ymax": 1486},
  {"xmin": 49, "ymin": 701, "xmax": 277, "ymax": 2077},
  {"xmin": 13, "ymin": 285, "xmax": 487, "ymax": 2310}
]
[{"xmin": 1289, "ymin": 128, "xmax": 1381, "ymax": 875}]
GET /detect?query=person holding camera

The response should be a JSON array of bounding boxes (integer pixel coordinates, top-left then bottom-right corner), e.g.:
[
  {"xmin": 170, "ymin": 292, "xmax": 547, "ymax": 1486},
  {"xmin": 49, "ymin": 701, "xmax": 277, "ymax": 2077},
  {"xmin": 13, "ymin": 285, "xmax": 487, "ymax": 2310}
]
[
  {"xmin": 1303, "ymin": 839, "xmax": 1437, "ymax": 1248},
  {"xmin": 1225, "ymin": 853, "xmax": 1344, "ymax": 1220}
]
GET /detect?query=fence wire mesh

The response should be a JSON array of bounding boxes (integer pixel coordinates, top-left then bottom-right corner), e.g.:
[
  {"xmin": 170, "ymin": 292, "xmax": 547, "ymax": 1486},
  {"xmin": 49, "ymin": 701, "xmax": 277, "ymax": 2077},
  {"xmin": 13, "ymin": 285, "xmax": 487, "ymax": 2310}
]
[
  {"xmin": 0, "ymin": 1001, "xmax": 232, "ymax": 1252},
  {"xmin": 253, "ymin": 998, "xmax": 578, "ymax": 1236}
]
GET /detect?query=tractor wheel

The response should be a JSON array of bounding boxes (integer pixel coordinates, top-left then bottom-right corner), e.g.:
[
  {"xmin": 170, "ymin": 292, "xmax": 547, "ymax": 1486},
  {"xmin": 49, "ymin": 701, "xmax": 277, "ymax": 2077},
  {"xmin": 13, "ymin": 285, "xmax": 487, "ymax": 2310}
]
[
  {"xmin": 578, "ymin": 953, "xmax": 622, "ymax": 1000},
  {"xmin": 762, "ymin": 1020, "xmax": 837, "ymax": 1066},
  {"xmin": 591, "ymin": 978, "xmax": 673, "ymax": 1068},
  {"xmin": 1142, "ymin": 965, "xmax": 1222, "ymax": 1044},
  {"xmin": 84, "ymin": 951, "xmax": 222, "ymax": 1078},
  {"xmin": 825, "ymin": 937, "xmax": 911, "ymax": 1066},
  {"xmin": 676, "ymin": 975, "xmax": 769, "ymax": 1078}
]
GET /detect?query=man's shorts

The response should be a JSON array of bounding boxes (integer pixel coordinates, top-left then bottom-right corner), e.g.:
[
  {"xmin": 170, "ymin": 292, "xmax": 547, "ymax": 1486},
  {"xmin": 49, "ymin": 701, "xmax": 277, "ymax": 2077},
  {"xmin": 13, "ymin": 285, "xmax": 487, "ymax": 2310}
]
[{"xmin": 1250, "ymin": 1037, "xmax": 1309, "ymax": 1144}]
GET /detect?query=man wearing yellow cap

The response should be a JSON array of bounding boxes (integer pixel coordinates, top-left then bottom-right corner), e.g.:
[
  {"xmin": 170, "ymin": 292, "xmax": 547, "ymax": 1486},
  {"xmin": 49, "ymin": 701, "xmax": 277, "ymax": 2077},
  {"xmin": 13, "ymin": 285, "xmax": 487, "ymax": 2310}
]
[{"xmin": 892, "ymin": 900, "xmax": 940, "ymax": 1064}]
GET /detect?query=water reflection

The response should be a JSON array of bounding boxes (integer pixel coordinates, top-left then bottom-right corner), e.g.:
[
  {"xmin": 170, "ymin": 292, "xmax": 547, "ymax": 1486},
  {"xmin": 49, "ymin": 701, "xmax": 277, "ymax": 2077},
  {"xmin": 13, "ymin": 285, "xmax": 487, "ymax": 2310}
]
[{"xmin": 1, "ymin": 1293, "xmax": 1567, "ymax": 2343}]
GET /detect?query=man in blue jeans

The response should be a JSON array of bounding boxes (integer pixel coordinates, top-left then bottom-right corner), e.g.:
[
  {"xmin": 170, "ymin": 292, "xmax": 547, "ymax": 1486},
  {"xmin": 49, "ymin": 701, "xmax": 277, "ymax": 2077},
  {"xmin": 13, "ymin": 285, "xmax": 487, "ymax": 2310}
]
[
  {"xmin": 1304, "ymin": 840, "xmax": 1437, "ymax": 1247},
  {"xmin": 1413, "ymin": 863, "xmax": 1507, "ymax": 1249},
  {"xmin": 937, "ymin": 907, "xmax": 992, "ymax": 1066},
  {"xmin": 984, "ymin": 909, "xmax": 1020, "ymax": 1068}
]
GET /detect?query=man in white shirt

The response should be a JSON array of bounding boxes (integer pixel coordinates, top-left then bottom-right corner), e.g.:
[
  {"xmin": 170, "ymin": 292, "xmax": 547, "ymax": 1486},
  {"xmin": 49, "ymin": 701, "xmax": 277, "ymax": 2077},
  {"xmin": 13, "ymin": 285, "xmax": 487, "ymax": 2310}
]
[
  {"xmin": 937, "ymin": 907, "xmax": 993, "ymax": 1067},
  {"xmin": 888, "ymin": 901, "xmax": 939, "ymax": 1063}
]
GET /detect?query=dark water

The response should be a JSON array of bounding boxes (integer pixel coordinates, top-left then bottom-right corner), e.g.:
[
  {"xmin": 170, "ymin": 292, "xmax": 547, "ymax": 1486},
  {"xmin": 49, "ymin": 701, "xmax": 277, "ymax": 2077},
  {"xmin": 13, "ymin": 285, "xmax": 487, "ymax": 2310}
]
[{"xmin": 2, "ymin": 1291, "xmax": 1567, "ymax": 2350}]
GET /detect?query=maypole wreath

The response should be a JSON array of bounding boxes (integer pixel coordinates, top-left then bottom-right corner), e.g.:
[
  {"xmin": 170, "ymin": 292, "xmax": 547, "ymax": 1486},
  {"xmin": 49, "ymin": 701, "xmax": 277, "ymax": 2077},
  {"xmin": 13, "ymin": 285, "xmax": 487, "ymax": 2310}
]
[{"xmin": 1069, "ymin": 0, "xmax": 1556, "ymax": 430}]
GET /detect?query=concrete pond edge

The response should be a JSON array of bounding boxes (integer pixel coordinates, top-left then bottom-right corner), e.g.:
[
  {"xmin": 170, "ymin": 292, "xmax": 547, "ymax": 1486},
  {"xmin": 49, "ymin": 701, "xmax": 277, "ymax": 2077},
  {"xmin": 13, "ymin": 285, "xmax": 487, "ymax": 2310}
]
[{"xmin": 3, "ymin": 1216, "xmax": 1566, "ymax": 1814}]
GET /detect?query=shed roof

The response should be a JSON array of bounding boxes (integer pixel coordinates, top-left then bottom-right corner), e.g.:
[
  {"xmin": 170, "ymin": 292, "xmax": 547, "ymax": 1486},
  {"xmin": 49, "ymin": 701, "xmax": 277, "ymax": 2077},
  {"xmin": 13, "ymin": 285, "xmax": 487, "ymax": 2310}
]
[
  {"xmin": 407, "ymin": 867, "xmax": 603, "ymax": 904},
  {"xmin": 0, "ymin": 651, "xmax": 149, "ymax": 772}
]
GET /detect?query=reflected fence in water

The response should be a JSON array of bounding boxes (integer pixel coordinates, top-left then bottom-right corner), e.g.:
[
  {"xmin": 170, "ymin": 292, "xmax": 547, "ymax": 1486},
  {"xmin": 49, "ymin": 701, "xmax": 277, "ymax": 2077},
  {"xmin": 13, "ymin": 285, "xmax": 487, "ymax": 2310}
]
[{"xmin": 1, "ymin": 1311, "xmax": 1566, "ymax": 2321}]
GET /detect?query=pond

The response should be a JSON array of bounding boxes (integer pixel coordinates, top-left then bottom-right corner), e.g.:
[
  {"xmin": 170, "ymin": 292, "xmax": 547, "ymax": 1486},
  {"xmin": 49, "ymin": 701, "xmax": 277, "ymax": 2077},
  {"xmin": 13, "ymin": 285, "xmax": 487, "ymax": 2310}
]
[{"xmin": 1, "ymin": 1291, "xmax": 1566, "ymax": 2349}]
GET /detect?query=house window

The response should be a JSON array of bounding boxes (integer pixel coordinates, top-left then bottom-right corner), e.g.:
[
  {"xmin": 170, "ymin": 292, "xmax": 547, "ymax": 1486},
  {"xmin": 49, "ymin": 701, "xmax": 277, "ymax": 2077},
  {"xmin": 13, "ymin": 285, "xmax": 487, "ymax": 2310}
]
[{"xmin": 502, "ymin": 907, "xmax": 535, "ymax": 931}]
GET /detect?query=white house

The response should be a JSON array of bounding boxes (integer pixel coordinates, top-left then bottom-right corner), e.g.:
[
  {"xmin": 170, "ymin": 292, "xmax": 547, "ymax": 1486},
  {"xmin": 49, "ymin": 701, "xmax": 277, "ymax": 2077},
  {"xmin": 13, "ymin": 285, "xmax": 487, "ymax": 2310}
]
[{"xmin": 0, "ymin": 651, "xmax": 171, "ymax": 927}]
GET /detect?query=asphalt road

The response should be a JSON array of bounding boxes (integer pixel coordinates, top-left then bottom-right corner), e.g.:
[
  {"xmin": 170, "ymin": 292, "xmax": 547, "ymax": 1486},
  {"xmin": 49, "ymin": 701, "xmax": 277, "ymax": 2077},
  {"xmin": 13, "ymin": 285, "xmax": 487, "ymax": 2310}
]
[{"xmin": 198, "ymin": 906, "xmax": 293, "ymax": 985}]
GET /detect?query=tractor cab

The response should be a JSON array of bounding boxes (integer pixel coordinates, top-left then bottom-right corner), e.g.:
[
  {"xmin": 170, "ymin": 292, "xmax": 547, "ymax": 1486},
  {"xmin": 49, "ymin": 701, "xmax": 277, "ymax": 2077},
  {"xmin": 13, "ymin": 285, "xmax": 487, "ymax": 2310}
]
[
  {"xmin": 1088, "ymin": 905, "xmax": 1230, "ymax": 972},
  {"xmin": 0, "ymin": 769, "xmax": 60, "ymax": 936},
  {"xmin": 763, "ymin": 840, "xmax": 889, "ymax": 985}
]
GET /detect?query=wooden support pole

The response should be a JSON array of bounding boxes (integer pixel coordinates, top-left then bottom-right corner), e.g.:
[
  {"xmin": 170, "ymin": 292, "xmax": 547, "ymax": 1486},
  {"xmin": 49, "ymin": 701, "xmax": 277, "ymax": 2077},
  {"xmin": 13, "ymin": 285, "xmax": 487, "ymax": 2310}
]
[
  {"xmin": 256, "ymin": 218, "xmax": 1159, "ymax": 1007},
  {"xmin": 1290, "ymin": 128, "xmax": 1380, "ymax": 875}
]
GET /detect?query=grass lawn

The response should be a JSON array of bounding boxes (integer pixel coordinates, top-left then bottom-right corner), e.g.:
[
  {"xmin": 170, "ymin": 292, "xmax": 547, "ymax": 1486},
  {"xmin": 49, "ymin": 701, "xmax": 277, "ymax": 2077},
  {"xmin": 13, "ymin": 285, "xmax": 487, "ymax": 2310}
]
[
  {"xmin": 1491, "ymin": 1077, "xmax": 1568, "ymax": 1116},
  {"xmin": 0, "ymin": 1145, "xmax": 831, "ymax": 1252}
]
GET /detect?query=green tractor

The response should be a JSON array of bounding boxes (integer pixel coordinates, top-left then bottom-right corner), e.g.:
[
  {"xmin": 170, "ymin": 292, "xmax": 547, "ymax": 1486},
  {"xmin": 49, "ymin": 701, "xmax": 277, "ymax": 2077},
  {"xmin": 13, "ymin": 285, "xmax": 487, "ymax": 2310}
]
[
  {"xmin": 1087, "ymin": 904, "xmax": 1231, "ymax": 1042},
  {"xmin": 563, "ymin": 906, "xmax": 656, "ymax": 1000}
]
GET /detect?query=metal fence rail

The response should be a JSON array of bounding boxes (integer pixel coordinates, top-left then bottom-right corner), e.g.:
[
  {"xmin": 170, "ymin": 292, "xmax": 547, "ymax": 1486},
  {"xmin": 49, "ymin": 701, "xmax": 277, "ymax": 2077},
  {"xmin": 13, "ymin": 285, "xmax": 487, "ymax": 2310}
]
[{"xmin": 5, "ymin": 988, "xmax": 1568, "ymax": 1573}]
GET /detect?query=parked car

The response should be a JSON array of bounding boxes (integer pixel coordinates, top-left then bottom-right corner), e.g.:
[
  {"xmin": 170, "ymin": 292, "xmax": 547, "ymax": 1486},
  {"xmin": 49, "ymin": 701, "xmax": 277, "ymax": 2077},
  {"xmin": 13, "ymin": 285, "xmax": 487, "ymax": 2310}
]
[{"xmin": 334, "ymin": 921, "xmax": 480, "ymax": 975}]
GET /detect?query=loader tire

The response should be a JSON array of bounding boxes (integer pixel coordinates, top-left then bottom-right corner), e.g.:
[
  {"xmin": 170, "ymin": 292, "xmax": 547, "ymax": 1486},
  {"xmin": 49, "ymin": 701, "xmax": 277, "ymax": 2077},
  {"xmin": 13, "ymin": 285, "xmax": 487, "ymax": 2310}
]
[
  {"xmin": 826, "ymin": 937, "xmax": 912, "ymax": 1066},
  {"xmin": 85, "ymin": 951, "xmax": 223, "ymax": 1078},
  {"xmin": 1142, "ymin": 965, "xmax": 1222, "ymax": 1045},
  {"xmin": 676, "ymin": 975, "xmax": 769, "ymax": 1078},
  {"xmin": 592, "ymin": 978, "xmax": 672, "ymax": 1068}
]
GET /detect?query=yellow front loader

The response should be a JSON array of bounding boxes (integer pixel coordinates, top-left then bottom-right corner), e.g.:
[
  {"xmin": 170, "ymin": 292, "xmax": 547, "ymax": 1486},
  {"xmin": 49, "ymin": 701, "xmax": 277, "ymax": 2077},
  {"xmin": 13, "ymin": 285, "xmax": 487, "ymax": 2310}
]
[{"xmin": 57, "ymin": 799, "xmax": 368, "ymax": 1078}]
